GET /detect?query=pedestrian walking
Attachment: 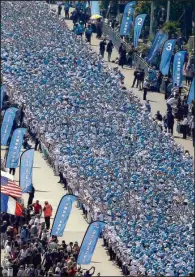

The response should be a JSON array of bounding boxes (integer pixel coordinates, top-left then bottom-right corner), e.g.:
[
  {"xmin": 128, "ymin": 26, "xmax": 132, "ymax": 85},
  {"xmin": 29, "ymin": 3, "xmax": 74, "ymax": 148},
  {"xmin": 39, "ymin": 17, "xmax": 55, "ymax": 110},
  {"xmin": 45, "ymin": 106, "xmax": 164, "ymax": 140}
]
[
  {"xmin": 43, "ymin": 201, "xmax": 52, "ymax": 230},
  {"xmin": 131, "ymin": 68, "xmax": 139, "ymax": 88},
  {"xmin": 106, "ymin": 40, "xmax": 114, "ymax": 62}
]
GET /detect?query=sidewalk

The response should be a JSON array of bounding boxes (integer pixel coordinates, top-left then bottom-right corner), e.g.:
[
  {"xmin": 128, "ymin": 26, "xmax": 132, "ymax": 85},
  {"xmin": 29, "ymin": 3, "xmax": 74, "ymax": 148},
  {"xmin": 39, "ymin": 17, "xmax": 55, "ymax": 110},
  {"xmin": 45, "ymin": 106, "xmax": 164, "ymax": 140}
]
[{"xmin": 51, "ymin": 5, "xmax": 194, "ymax": 157}]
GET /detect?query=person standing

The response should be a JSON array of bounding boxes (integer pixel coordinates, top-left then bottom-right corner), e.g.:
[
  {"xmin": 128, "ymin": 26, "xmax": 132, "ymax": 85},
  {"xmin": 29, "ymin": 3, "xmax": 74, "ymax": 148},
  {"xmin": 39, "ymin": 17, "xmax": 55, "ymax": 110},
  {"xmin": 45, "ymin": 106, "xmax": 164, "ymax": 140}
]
[
  {"xmin": 99, "ymin": 39, "xmax": 106, "ymax": 58},
  {"xmin": 57, "ymin": 2, "xmax": 62, "ymax": 17},
  {"xmin": 182, "ymin": 117, "xmax": 189, "ymax": 139},
  {"xmin": 138, "ymin": 69, "xmax": 145, "ymax": 91},
  {"xmin": 31, "ymin": 200, "xmax": 42, "ymax": 216},
  {"xmin": 167, "ymin": 111, "xmax": 175, "ymax": 135},
  {"xmin": 27, "ymin": 185, "xmax": 35, "ymax": 207},
  {"xmin": 131, "ymin": 68, "xmax": 139, "ymax": 88},
  {"xmin": 64, "ymin": 2, "xmax": 70, "ymax": 19},
  {"xmin": 85, "ymin": 25, "xmax": 92, "ymax": 44},
  {"xmin": 106, "ymin": 40, "xmax": 114, "ymax": 62},
  {"xmin": 119, "ymin": 44, "xmax": 126, "ymax": 69},
  {"xmin": 43, "ymin": 201, "xmax": 53, "ymax": 230},
  {"xmin": 143, "ymin": 78, "xmax": 150, "ymax": 100}
]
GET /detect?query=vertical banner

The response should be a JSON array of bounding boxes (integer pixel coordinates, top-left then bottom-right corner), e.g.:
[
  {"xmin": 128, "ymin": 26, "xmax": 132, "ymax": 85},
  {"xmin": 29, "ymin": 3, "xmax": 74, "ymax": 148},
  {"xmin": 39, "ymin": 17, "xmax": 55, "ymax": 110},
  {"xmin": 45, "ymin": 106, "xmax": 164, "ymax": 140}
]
[
  {"xmin": 159, "ymin": 39, "xmax": 176, "ymax": 75},
  {"xmin": 173, "ymin": 51, "xmax": 187, "ymax": 87},
  {"xmin": 133, "ymin": 14, "xmax": 147, "ymax": 48},
  {"xmin": 146, "ymin": 30, "xmax": 168, "ymax": 63},
  {"xmin": 187, "ymin": 78, "xmax": 195, "ymax": 104},
  {"xmin": 19, "ymin": 149, "xmax": 34, "ymax": 193},
  {"xmin": 51, "ymin": 194, "xmax": 77, "ymax": 237},
  {"xmin": 1, "ymin": 84, "xmax": 5, "ymax": 108},
  {"xmin": 6, "ymin": 128, "xmax": 26, "ymax": 169},
  {"xmin": 1, "ymin": 107, "xmax": 18, "ymax": 146},
  {"xmin": 77, "ymin": 221, "xmax": 105, "ymax": 265},
  {"xmin": 90, "ymin": 1, "xmax": 100, "ymax": 16},
  {"xmin": 120, "ymin": 1, "xmax": 136, "ymax": 36}
]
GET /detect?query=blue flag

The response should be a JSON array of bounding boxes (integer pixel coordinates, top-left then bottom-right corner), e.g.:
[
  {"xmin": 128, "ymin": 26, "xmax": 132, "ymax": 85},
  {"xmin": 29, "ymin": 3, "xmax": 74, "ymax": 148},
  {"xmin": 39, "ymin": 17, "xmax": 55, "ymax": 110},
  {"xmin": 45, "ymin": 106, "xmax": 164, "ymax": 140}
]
[
  {"xmin": 77, "ymin": 221, "xmax": 105, "ymax": 265},
  {"xmin": 6, "ymin": 128, "xmax": 26, "ymax": 169},
  {"xmin": 146, "ymin": 30, "xmax": 168, "ymax": 63},
  {"xmin": 90, "ymin": 1, "xmax": 100, "ymax": 15},
  {"xmin": 1, "ymin": 84, "xmax": 5, "ymax": 108},
  {"xmin": 160, "ymin": 39, "xmax": 176, "ymax": 75},
  {"xmin": 173, "ymin": 51, "xmax": 187, "ymax": 87},
  {"xmin": 51, "ymin": 194, "xmax": 77, "ymax": 237},
  {"xmin": 19, "ymin": 149, "xmax": 34, "ymax": 193},
  {"xmin": 120, "ymin": 1, "xmax": 136, "ymax": 36},
  {"xmin": 133, "ymin": 14, "xmax": 147, "ymax": 48},
  {"xmin": 187, "ymin": 79, "xmax": 194, "ymax": 104},
  {"xmin": 1, "ymin": 107, "xmax": 18, "ymax": 146}
]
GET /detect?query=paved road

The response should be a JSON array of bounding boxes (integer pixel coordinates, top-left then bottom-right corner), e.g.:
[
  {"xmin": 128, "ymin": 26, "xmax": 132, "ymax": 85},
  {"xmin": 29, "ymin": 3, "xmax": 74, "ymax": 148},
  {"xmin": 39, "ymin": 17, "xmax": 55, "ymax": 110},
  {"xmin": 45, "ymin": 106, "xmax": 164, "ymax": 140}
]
[
  {"xmin": 50, "ymin": 4, "xmax": 194, "ymax": 157},
  {"xmin": 1, "ymin": 148, "xmax": 122, "ymax": 276}
]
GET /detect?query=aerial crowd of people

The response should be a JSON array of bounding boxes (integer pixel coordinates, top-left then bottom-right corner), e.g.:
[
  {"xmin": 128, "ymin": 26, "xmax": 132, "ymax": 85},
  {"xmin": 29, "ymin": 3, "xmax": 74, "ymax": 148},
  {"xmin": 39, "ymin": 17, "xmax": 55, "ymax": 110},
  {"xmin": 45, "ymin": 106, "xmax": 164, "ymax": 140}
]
[{"xmin": 1, "ymin": 1, "xmax": 194, "ymax": 277}]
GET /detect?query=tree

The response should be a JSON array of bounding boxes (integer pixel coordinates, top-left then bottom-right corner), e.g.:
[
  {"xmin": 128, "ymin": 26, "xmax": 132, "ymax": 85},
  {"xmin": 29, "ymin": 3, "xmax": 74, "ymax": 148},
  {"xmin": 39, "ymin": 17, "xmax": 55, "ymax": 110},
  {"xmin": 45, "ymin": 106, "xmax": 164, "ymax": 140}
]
[{"xmin": 162, "ymin": 21, "xmax": 181, "ymax": 38}]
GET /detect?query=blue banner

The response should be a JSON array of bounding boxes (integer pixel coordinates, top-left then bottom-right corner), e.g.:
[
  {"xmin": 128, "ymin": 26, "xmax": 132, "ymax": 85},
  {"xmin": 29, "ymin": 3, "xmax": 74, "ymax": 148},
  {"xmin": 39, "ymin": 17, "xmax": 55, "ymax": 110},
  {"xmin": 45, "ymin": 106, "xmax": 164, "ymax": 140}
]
[
  {"xmin": 6, "ymin": 128, "xmax": 26, "ymax": 169},
  {"xmin": 1, "ymin": 85, "xmax": 5, "ymax": 108},
  {"xmin": 133, "ymin": 14, "xmax": 147, "ymax": 48},
  {"xmin": 90, "ymin": 1, "xmax": 100, "ymax": 15},
  {"xmin": 19, "ymin": 149, "xmax": 34, "ymax": 193},
  {"xmin": 77, "ymin": 221, "xmax": 105, "ymax": 265},
  {"xmin": 1, "ymin": 107, "xmax": 18, "ymax": 146},
  {"xmin": 173, "ymin": 51, "xmax": 187, "ymax": 87},
  {"xmin": 51, "ymin": 194, "xmax": 77, "ymax": 237},
  {"xmin": 120, "ymin": 1, "xmax": 136, "ymax": 36},
  {"xmin": 187, "ymin": 79, "xmax": 194, "ymax": 104},
  {"xmin": 160, "ymin": 39, "xmax": 176, "ymax": 75},
  {"xmin": 146, "ymin": 30, "xmax": 168, "ymax": 63}
]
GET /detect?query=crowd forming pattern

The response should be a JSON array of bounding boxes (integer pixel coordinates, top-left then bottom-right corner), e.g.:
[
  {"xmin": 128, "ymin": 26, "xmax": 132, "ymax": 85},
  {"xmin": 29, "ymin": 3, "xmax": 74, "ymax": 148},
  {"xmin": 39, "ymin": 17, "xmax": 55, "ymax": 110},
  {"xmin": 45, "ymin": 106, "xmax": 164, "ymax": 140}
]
[{"xmin": 1, "ymin": 1, "xmax": 194, "ymax": 276}]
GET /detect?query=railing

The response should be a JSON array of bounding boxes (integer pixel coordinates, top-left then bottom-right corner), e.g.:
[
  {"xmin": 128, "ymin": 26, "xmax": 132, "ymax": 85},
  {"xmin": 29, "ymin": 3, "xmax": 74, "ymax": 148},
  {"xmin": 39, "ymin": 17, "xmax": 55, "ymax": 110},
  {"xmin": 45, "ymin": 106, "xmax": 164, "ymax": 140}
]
[{"xmin": 102, "ymin": 21, "xmax": 153, "ymax": 76}]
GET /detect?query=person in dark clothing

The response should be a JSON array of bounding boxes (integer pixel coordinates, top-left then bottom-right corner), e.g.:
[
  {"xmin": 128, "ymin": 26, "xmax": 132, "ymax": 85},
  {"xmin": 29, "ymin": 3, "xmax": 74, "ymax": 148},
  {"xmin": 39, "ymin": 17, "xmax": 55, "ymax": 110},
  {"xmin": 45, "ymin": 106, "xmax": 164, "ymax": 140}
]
[
  {"xmin": 28, "ymin": 185, "xmax": 35, "ymax": 207},
  {"xmin": 57, "ymin": 3, "xmax": 62, "ymax": 17},
  {"xmin": 35, "ymin": 137, "xmax": 40, "ymax": 151},
  {"xmin": 157, "ymin": 71, "xmax": 163, "ymax": 92},
  {"xmin": 167, "ymin": 112, "xmax": 174, "ymax": 135},
  {"xmin": 99, "ymin": 39, "xmax": 106, "ymax": 58},
  {"xmin": 131, "ymin": 68, "xmax": 139, "ymax": 88},
  {"xmin": 20, "ymin": 105, "xmax": 25, "ymax": 126},
  {"xmin": 9, "ymin": 168, "xmax": 16, "ymax": 176},
  {"xmin": 85, "ymin": 25, "xmax": 93, "ymax": 44},
  {"xmin": 155, "ymin": 111, "xmax": 163, "ymax": 121},
  {"xmin": 119, "ymin": 44, "xmax": 126, "ymax": 68},
  {"xmin": 106, "ymin": 40, "xmax": 114, "ymax": 62},
  {"xmin": 127, "ymin": 49, "xmax": 133, "ymax": 68},
  {"xmin": 138, "ymin": 69, "xmax": 145, "ymax": 91}
]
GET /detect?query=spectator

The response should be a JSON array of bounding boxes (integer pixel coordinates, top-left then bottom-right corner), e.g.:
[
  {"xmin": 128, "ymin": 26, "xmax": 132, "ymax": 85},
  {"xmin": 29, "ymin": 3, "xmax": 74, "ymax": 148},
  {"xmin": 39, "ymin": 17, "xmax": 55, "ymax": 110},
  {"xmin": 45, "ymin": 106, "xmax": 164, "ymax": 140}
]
[
  {"xmin": 43, "ymin": 201, "xmax": 53, "ymax": 230},
  {"xmin": 99, "ymin": 39, "xmax": 106, "ymax": 58},
  {"xmin": 31, "ymin": 200, "xmax": 42, "ymax": 216},
  {"xmin": 106, "ymin": 40, "xmax": 114, "ymax": 62},
  {"xmin": 143, "ymin": 78, "xmax": 150, "ymax": 100},
  {"xmin": 131, "ymin": 68, "xmax": 139, "ymax": 88}
]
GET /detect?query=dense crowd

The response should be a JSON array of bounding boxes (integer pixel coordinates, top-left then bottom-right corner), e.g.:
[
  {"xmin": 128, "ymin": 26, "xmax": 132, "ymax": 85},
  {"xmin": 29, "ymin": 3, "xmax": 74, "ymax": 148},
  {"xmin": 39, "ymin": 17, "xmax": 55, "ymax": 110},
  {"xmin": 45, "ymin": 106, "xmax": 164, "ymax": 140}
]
[
  {"xmin": 0, "ymin": 207, "xmax": 95, "ymax": 277},
  {"xmin": 1, "ymin": 1, "xmax": 194, "ymax": 277}
]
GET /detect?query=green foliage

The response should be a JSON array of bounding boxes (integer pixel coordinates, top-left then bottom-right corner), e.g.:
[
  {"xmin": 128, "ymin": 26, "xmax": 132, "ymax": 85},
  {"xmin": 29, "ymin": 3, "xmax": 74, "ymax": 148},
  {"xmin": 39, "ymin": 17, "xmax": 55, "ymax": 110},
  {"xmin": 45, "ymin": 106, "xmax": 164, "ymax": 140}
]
[{"xmin": 162, "ymin": 21, "xmax": 181, "ymax": 38}]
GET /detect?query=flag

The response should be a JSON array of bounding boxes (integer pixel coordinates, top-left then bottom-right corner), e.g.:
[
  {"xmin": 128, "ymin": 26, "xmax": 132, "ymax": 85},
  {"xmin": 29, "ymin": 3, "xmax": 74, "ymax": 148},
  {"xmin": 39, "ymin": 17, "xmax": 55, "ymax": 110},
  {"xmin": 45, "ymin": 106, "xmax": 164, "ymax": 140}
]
[
  {"xmin": 159, "ymin": 39, "xmax": 176, "ymax": 75},
  {"xmin": 6, "ymin": 128, "xmax": 26, "ymax": 169},
  {"xmin": 51, "ymin": 194, "xmax": 77, "ymax": 237},
  {"xmin": 146, "ymin": 30, "xmax": 168, "ymax": 63},
  {"xmin": 187, "ymin": 78, "xmax": 194, "ymax": 104},
  {"xmin": 120, "ymin": 1, "xmax": 136, "ymax": 36},
  {"xmin": 1, "ymin": 107, "xmax": 18, "ymax": 146},
  {"xmin": 20, "ymin": 149, "xmax": 34, "ymax": 193},
  {"xmin": 133, "ymin": 14, "xmax": 147, "ymax": 48},
  {"xmin": 77, "ymin": 221, "xmax": 105, "ymax": 265},
  {"xmin": 90, "ymin": 1, "xmax": 100, "ymax": 16},
  {"xmin": 173, "ymin": 51, "xmax": 187, "ymax": 87},
  {"xmin": 1, "ymin": 84, "xmax": 5, "ymax": 108},
  {"xmin": 1, "ymin": 176, "xmax": 22, "ymax": 198},
  {"xmin": 1, "ymin": 193, "xmax": 23, "ymax": 216}
]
